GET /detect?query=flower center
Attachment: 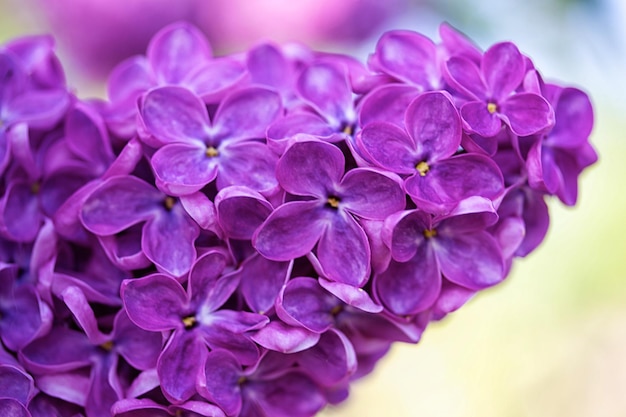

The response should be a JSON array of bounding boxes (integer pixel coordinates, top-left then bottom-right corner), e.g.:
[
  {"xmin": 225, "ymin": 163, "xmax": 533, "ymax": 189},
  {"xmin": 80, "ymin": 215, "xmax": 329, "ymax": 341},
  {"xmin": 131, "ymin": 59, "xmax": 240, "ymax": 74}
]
[
  {"xmin": 341, "ymin": 124, "xmax": 353, "ymax": 136},
  {"xmin": 100, "ymin": 341, "xmax": 114, "ymax": 351},
  {"xmin": 205, "ymin": 146, "xmax": 219, "ymax": 158},
  {"xmin": 423, "ymin": 228, "xmax": 437, "ymax": 239},
  {"xmin": 30, "ymin": 181, "xmax": 41, "ymax": 195},
  {"xmin": 237, "ymin": 376, "xmax": 247, "ymax": 385},
  {"xmin": 182, "ymin": 315, "xmax": 196, "ymax": 329},
  {"xmin": 163, "ymin": 196, "xmax": 176, "ymax": 211},
  {"xmin": 416, "ymin": 161, "xmax": 430, "ymax": 177},
  {"xmin": 487, "ymin": 102, "xmax": 498, "ymax": 114},
  {"xmin": 326, "ymin": 196, "xmax": 341, "ymax": 209},
  {"xmin": 330, "ymin": 304, "xmax": 343, "ymax": 317}
]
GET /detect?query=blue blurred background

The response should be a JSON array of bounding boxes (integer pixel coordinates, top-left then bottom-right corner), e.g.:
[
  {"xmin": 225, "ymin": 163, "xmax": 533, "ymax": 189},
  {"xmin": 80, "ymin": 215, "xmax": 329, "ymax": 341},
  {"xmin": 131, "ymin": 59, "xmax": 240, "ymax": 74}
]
[{"xmin": 1, "ymin": 0, "xmax": 624, "ymax": 415}]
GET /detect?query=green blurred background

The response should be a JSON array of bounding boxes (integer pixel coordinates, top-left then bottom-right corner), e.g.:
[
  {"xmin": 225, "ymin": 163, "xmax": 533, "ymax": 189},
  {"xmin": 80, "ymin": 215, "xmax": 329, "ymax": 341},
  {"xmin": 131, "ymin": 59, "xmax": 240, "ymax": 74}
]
[{"xmin": 1, "ymin": 0, "xmax": 623, "ymax": 415}]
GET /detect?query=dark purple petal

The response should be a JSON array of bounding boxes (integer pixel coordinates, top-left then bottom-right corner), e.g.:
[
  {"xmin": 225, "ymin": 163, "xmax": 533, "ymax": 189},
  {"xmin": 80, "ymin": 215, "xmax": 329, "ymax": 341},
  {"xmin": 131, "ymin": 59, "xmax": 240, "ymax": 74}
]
[
  {"xmin": 197, "ymin": 349, "xmax": 242, "ymax": 416},
  {"xmin": 147, "ymin": 22, "xmax": 212, "ymax": 84},
  {"xmin": 6, "ymin": 89, "xmax": 69, "ymax": 130},
  {"xmin": 0, "ymin": 365, "xmax": 35, "ymax": 405},
  {"xmin": 215, "ymin": 186, "xmax": 272, "ymax": 240},
  {"xmin": 112, "ymin": 310, "xmax": 162, "ymax": 371},
  {"xmin": 157, "ymin": 330, "xmax": 207, "ymax": 404},
  {"xmin": 516, "ymin": 188, "xmax": 550, "ymax": 257},
  {"xmin": 0, "ymin": 284, "xmax": 46, "ymax": 350},
  {"xmin": 121, "ymin": 274, "xmax": 188, "ymax": 332},
  {"xmin": 435, "ymin": 231, "xmax": 505, "ymax": 289},
  {"xmin": 140, "ymin": 86, "xmax": 210, "ymax": 146},
  {"xmin": 482, "ymin": 42, "xmax": 524, "ymax": 99},
  {"xmin": 275, "ymin": 140, "xmax": 343, "ymax": 197},
  {"xmin": 356, "ymin": 122, "xmax": 416, "ymax": 174},
  {"xmin": 297, "ymin": 329, "xmax": 356, "ymax": 386},
  {"xmin": 111, "ymin": 399, "xmax": 170, "ymax": 417},
  {"xmin": 405, "ymin": 91, "xmax": 462, "ymax": 162},
  {"xmin": 249, "ymin": 371, "xmax": 326, "ymax": 417},
  {"xmin": 1, "ymin": 181, "xmax": 41, "ymax": 242},
  {"xmin": 188, "ymin": 250, "xmax": 230, "ymax": 309},
  {"xmin": 20, "ymin": 327, "xmax": 93, "ymax": 373},
  {"xmin": 500, "ymin": 93, "xmax": 554, "ymax": 136},
  {"xmin": 81, "ymin": 176, "xmax": 160, "ymax": 235},
  {"xmin": 547, "ymin": 87, "xmax": 593, "ymax": 148},
  {"xmin": 339, "ymin": 168, "xmax": 405, "ymax": 219},
  {"xmin": 200, "ymin": 327, "xmax": 261, "ymax": 366},
  {"xmin": 58, "ymin": 285, "xmax": 108, "ymax": 345},
  {"xmin": 212, "ymin": 87, "xmax": 282, "ymax": 143},
  {"xmin": 35, "ymin": 371, "xmax": 90, "ymax": 407},
  {"xmin": 374, "ymin": 244, "xmax": 441, "ymax": 315},
  {"xmin": 216, "ymin": 141, "xmax": 279, "ymax": 192},
  {"xmin": 253, "ymin": 201, "xmax": 327, "ymax": 262},
  {"xmin": 0, "ymin": 398, "xmax": 31, "ymax": 417},
  {"xmin": 317, "ymin": 212, "xmax": 371, "ymax": 287},
  {"xmin": 388, "ymin": 210, "xmax": 430, "ymax": 262},
  {"xmin": 142, "ymin": 204, "xmax": 199, "ymax": 277}
]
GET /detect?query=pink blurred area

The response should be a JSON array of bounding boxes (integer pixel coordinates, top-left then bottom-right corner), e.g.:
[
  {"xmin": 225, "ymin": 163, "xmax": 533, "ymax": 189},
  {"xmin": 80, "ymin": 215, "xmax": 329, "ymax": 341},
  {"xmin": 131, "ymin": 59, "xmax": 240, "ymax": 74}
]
[{"xmin": 33, "ymin": 0, "xmax": 407, "ymax": 79}]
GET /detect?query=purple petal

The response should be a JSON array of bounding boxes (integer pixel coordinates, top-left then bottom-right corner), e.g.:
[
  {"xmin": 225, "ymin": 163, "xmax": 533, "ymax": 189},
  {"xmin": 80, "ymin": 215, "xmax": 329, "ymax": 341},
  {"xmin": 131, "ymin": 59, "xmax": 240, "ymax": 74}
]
[
  {"xmin": 142, "ymin": 203, "xmax": 199, "ymax": 277},
  {"xmin": 0, "ymin": 365, "xmax": 34, "ymax": 406},
  {"xmin": 157, "ymin": 330, "xmax": 207, "ymax": 404},
  {"xmin": 65, "ymin": 103, "xmax": 114, "ymax": 172},
  {"xmin": 277, "ymin": 277, "xmax": 338, "ymax": 333},
  {"xmin": 112, "ymin": 310, "xmax": 162, "ymax": 371},
  {"xmin": 482, "ymin": 42, "xmax": 524, "ymax": 99},
  {"xmin": 435, "ymin": 231, "xmax": 505, "ymax": 289},
  {"xmin": 251, "ymin": 321, "xmax": 320, "ymax": 354},
  {"xmin": 317, "ymin": 212, "xmax": 371, "ymax": 287},
  {"xmin": 253, "ymin": 201, "xmax": 327, "ymax": 262},
  {"xmin": 405, "ymin": 153, "xmax": 504, "ymax": 214},
  {"xmin": 20, "ymin": 327, "xmax": 93, "ymax": 373},
  {"xmin": 197, "ymin": 349, "xmax": 242, "ymax": 416},
  {"xmin": 216, "ymin": 141, "xmax": 279, "ymax": 192},
  {"xmin": 356, "ymin": 122, "xmax": 416, "ymax": 174},
  {"xmin": 516, "ymin": 188, "xmax": 550, "ymax": 257},
  {"xmin": 212, "ymin": 87, "xmax": 282, "ymax": 143},
  {"xmin": 180, "ymin": 192, "xmax": 217, "ymax": 231},
  {"xmin": 147, "ymin": 22, "xmax": 212, "ymax": 84},
  {"xmin": 275, "ymin": 140, "xmax": 343, "ymax": 197},
  {"xmin": 500, "ymin": 93, "xmax": 555, "ymax": 136},
  {"xmin": 111, "ymin": 399, "xmax": 170, "ymax": 417},
  {"xmin": 319, "ymin": 278, "xmax": 383, "ymax": 313},
  {"xmin": 388, "ymin": 210, "xmax": 430, "ymax": 262},
  {"xmin": 0, "ymin": 398, "xmax": 34, "ymax": 417},
  {"xmin": 188, "ymin": 250, "xmax": 231, "ymax": 310},
  {"xmin": 444, "ymin": 56, "xmax": 485, "ymax": 100},
  {"xmin": 405, "ymin": 91, "xmax": 462, "ymax": 161},
  {"xmin": 235, "ymin": 253, "xmax": 290, "ymax": 314},
  {"xmin": 460, "ymin": 100, "xmax": 502, "ymax": 137},
  {"xmin": 250, "ymin": 371, "xmax": 326, "ymax": 417},
  {"xmin": 215, "ymin": 186, "xmax": 272, "ymax": 240},
  {"xmin": 200, "ymin": 326, "xmax": 261, "ymax": 366},
  {"xmin": 6, "ymin": 89, "xmax": 69, "ymax": 129},
  {"xmin": 430, "ymin": 280, "xmax": 476, "ymax": 320},
  {"xmin": 190, "ymin": 58, "xmax": 247, "ymax": 100},
  {"xmin": 548, "ymin": 87, "xmax": 593, "ymax": 148},
  {"xmin": 297, "ymin": 329, "xmax": 356, "ymax": 386},
  {"xmin": 81, "ymin": 176, "xmax": 160, "ymax": 235},
  {"xmin": 297, "ymin": 62, "xmax": 353, "ymax": 127},
  {"xmin": 140, "ymin": 86, "xmax": 210, "ymax": 146},
  {"xmin": 374, "ymin": 245, "xmax": 441, "ymax": 315},
  {"xmin": 267, "ymin": 113, "xmax": 338, "ymax": 154},
  {"xmin": 359, "ymin": 84, "xmax": 421, "ymax": 127},
  {"xmin": 171, "ymin": 401, "xmax": 227, "ymax": 417},
  {"xmin": 339, "ymin": 168, "xmax": 405, "ymax": 219},
  {"xmin": 58, "ymin": 285, "xmax": 108, "ymax": 345},
  {"xmin": 151, "ymin": 143, "xmax": 218, "ymax": 196},
  {"xmin": 1, "ymin": 181, "xmax": 42, "ymax": 242},
  {"xmin": 199, "ymin": 310, "xmax": 268, "ymax": 335},
  {"xmin": 121, "ymin": 274, "xmax": 188, "ymax": 332},
  {"xmin": 0, "ymin": 284, "xmax": 46, "ymax": 350},
  {"xmin": 371, "ymin": 30, "xmax": 439, "ymax": 89}
]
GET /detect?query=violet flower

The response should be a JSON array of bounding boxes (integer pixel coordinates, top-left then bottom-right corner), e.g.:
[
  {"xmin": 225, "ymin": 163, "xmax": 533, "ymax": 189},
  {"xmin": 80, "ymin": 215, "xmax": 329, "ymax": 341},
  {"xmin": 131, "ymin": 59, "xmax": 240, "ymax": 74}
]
[{"xmin": 253, "ymin": 139, "xmax": 405, "ymax": 287}]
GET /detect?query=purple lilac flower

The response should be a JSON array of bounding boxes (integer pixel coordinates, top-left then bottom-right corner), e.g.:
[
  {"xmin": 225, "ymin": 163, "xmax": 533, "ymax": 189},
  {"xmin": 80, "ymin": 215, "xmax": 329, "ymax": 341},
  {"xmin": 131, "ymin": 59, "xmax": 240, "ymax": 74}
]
[
  {"xmin": 0, "ymin": 22, "xmax": 597, "ymax": 417},
  {"xmin": 253, "ymin": 139, "xmax": 405, "ymax": 287}
]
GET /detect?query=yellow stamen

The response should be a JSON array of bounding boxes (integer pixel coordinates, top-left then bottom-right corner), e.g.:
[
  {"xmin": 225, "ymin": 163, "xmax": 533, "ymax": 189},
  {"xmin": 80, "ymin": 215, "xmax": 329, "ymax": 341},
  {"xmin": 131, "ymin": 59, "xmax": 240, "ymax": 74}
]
[
  {"xmin": 164, "ymin": 196, "xmax": 176, "ymax": 211},
  {"xmin": 342, "ymin": 125, "xmax": 353, "ymax": 135},
  {"xmin": 100, "ymin": 341, "xmax": 114, "ymax": 351},
  {"xmin": 30, "ymin": 182, "xmax": 41, "ymax": 195},
  {"xmin": 416, "ymin": 161, "xmax": 430, "ymax": 177},
  {"xmin": 423, "ymin": 229, "xmax": 437, "ymax": 239},
  {"xmin": 330, "ymin": 305, "xmax": 343, "ymax": 316},
  {"xmin": 205, "ymin": 146, "xmax": 219, "ymax": 157},
  {"xmin": 487, "ymin": 102, "xmax": 498, "ymax": 114},
  {"xmin": 182, "ymin": 316, "xmax": 196, "ymax": 328},
  {"xmin": 237, "ymin": 376, "xmax": 247, "ymax": 385},
  {"xmin": 327, "ymin": 196, "xmax": 340, "ymax": 208}
]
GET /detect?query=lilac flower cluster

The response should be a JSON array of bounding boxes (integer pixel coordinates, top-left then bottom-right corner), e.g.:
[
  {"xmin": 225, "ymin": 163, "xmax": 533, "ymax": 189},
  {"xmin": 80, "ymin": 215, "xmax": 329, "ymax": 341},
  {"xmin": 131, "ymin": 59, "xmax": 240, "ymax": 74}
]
[{"xmin": 0, "ymin": 22, "xmax": 596, "ymax": 417}]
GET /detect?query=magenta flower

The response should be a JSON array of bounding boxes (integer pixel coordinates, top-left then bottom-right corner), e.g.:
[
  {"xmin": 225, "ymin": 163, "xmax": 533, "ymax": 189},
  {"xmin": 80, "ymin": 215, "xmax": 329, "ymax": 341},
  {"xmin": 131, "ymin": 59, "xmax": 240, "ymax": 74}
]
[{"xmin": 253, "ymin": 139, "xmax": 405, "ymax": 287}]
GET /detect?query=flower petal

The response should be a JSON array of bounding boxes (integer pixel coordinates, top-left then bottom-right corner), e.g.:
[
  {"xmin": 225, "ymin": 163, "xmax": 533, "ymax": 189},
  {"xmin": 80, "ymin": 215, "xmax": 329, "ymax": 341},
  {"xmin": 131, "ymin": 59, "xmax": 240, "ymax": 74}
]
[
  {"xmin": 339, "ymin": 168, "xmax": 405, "ymax": 219},
  {"xmin": 500, "ymin": 93, "xmax": 554, "ymax": 136},
  {"xmin": 253, "ymin": 201, "xmax": 327, "ymax": 262},
  {"xmin": 197, "ymin": 349, "xmax": 242, "ymax": 417},
  {"xmin": 251, "ymin": 321, "xmax": 320, "ymax": 354},
  {"xmin": 356, "ymin": 122, "xmax": 416, "ymax": 174},
  {"xmin": 216, "ymin": 141, "xmax": 279, "ymax": 192},
  {"xmin": 215, "ymin": 186, "xmax": 272, "ymax": 240},
  {"xmin": 235, "ymin": 253, "xmax": 290, "ymax": 314},
  {"xmin": 152, "ymin": 143, "xmax": 218, "ymax": 196},
  {"xmin": 482, "ymin": 42, "xmax": 524, "ymax": 99}
]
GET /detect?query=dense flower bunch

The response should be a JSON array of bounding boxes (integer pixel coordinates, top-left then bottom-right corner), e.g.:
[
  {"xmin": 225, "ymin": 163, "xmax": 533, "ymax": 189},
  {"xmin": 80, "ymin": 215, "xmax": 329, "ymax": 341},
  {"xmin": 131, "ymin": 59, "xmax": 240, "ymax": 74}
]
[{"xmin": 0, "ymin": 22, "xmax": 596, "ymax": 417}]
